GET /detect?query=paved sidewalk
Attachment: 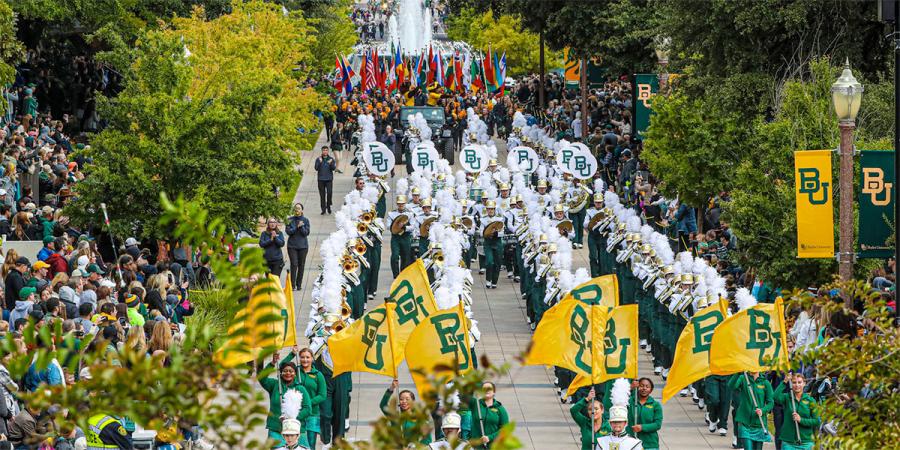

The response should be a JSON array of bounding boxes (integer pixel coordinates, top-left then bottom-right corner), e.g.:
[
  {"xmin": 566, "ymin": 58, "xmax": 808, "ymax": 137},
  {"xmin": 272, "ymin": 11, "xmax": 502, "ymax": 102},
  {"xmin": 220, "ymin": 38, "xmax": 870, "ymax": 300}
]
[{"xmin": 275, "ymin": 133, "xmax": 743, "ymax": 449}]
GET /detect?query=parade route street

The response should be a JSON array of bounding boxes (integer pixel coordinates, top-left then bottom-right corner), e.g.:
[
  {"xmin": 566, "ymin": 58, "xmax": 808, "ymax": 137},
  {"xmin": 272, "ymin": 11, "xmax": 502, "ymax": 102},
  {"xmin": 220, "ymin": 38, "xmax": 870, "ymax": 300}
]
[{"xmin": 272, "ymin": 132, "xmax": 736, "ymax": 449}]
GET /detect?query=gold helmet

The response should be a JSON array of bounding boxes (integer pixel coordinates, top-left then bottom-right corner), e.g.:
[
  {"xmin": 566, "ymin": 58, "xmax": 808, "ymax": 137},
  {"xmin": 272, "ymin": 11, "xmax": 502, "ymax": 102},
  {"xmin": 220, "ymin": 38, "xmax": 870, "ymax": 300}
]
[
  {"xmin": 640, "ymin": 243, "xmax": 652, "ymax": 254},
  {"xmin": 396, "ymin": 195, "xmax": 408, "ymax": 204},
  {"xmin": 662, "ymin": 265, "xmax": 675, "ymax": 275},
  {"xmin": 514, "ymin": 194, "xmax": 523, "ymax": 203},
  {"xmin": 539, "ymin": 233, "xmax": 548, "ymax": 243},
  {"xmin": 422, "ymin": 198, "xmax": 432, "ymax": 207},
  {"xmin": 548, "ymin": 243, "xmax": 558, "ymax": 253},
  {"xmin": 411, "ymin": 187, "xmax": 421, "ymax": 195},
  {"xmin": 553, "ymin": 204, "xmax": 565, "ymax": 213},
  {"xmin": 499, "ymin": 183, "xmax": 510, "ymax": 191},
  {"xmin": 593, "ymin": 193, "xmax": 603, "ymax": 203},
  {"xmin": 486, "ymin": 200, "xmax": 496, "ymax": 208},
  {"xmin": 437, "ymin": 173, "xmax": 446, "ymax": 181},
  {"xmin": 537, "ymin": 179, "xmax": 548, "ymax": 189},
  {"xmin": 488, "ymin": 159, "xmax": 498, "ymax": 167},
  {"xmin": 680, "ymin": 273, "xmax": 694, "ymax": 285}
]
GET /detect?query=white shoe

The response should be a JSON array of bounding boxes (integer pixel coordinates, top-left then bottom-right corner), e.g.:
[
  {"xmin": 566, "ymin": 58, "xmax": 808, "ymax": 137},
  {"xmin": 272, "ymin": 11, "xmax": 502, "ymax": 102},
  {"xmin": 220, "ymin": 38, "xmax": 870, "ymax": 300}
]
[
  {"xmin": 514, "ymin": 276, "xmax": 520, "ymax": 281},
  {"xmin": 645, "ymin": 344, "xmax": 652, "ymax": 353},
  {"xmin": 654, "ymin": 366, "xmax": 663, "ymax": 375},
  {"xmin": 530, "ymin": 322, "xmax": 536, "ymax": 331},
  {"xmin": 732, "ymin": 435, "xmax": 738, "ymax": 448},
  {"xmin": 323, "ymin": 444, "xmax": 332, "ymax": 450},
  {"xmin": 639, "ymin": 339, "xmax": 647, "ymax": 348},
  {"xmin": 553, "ymin": 377, "xmax": 559, "ymax": 386},
  {"xmin": 692, "ymin": 390, "xmax": 699, "ymax": 403},
  {"xmin": 662, "ymin": 368, "xmax": 669, "ymax": 379},
  {"xmin": 507, "ymin": 272, "xmax": 514, "ymax": 278},
  {"xmin": 486, "ymin": 283, "xmax": 491, "ymax": 288},
  {"xmin": 707, "ymin": 418, "xmax": 717, "ymax": 432},
  {"xmin": 698, "ymin": 398, "xmax": 706, "ymax": 410},
  {"xmin": 345, "ymin": 418, "xmax": 350, "ymax": 431},
  {"xmin": 679, "ymin": 389, "xmax": 689, "ymax": 397},
  {"xmin": 718, "ymin": 428, "xmax": 727, "ymax": 436},
  {"xmin": 479, "ymin": 268, "xmax": 485, "ymax": 274},
  {"xmin": 367, "ymin": 294, "xmax": 374, "ymax": 300}
]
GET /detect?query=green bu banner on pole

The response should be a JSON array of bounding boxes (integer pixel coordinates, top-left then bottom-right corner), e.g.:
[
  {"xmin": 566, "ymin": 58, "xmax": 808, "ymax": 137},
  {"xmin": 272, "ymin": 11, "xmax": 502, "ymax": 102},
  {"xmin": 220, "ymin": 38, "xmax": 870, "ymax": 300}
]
[
  {"xmin": 859, "ymin": 150, "xmax": 895, "ymax": 259},
  {"xmin": 633, "ymin": 74, "xmax": 658, "ymax": 139}
]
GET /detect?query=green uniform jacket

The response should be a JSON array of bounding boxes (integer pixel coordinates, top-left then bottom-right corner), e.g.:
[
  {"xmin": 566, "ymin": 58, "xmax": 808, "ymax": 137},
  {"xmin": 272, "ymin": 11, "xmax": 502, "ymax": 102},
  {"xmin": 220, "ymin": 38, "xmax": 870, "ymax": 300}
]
[
  {"xmin": 728, "ymin": 374, "xmax": 774, "ymax": 429},
  {"xmin": 627, "ymin": 396, "xmax": 663, "ymax": 448},
  {"xmin": 296, "ymin": 367, "xmax": 327, "ymax": 417},
  {"xmin": 258, "ymin": 361, "xmax": 312, "ymax": 432},
  {"xmin": 570, "ymin": 398, "xmax": 611, "ymax": 450},
  {"xmin": 471, "ymin": 398, "xmax": 509, "ymax": 444},
  {"xmin": 773, "ymin": 384, "xmax": 820, "ymax": 444},
  {"xmin": 379, "ymin": 389, "xmax": 432, "ymax": 445}
]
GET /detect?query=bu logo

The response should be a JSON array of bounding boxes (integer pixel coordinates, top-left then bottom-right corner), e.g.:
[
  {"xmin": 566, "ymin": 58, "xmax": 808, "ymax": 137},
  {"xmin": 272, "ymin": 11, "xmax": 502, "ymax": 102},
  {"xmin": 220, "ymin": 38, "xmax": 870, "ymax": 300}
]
[
  {"xmin": 571, "ymin": 284, "xmax": 603, "ymax": 305},
  {"xmin": 746, "ymin": 309, "xmax": 782, "ymax": 366},
  {"xmin": 417, "ymin": 152, "xmax": 432, "ymax": 170},
  {"xmin": 798, "ymin": 168, "xmax": 829, "ymax": 205},
  {"xmin": 637, "ymin": 83, "xmax": 654, "ymax": 107},
  {"xmin": 862, "ymin": 168, "xmax": 893, "ymax": 206},
  {"xmin": 603, "ymin": 318, "xmax": 630, "ymax": 374},
  {"xmin": 560, "ymin": 149, "xmax": 574, "ymax": 166},
  {"xmin": 690, "ymin": 310, "xmax": 724, "ymax": 354},
  {"xmin": 517, "ymin": 149, "xmax": 533, "ymax": 171},
  {"xmin": 569, "ymin": 304, "xmax": 592, "ymax": 373},
  {"xmin": 430, "ymin": 313, "xmax": 470, "ymax": 370},
  {"xmin": 464, "ymin": 149, "xmax": 481, "ymax": 169},
  {"xmin": 390, "ymin": 280, "xmax": 428, "ymax": 326},
  {"xmin": 369, "ymin": 145, "xmax": 388, "ymax": 172},
  {"xmin": 361, "ymin": 311, "xmax": 387, "ymax": 370},
  {"xmin": 573, "ymin": 155, "xmax": 591, "ymax": 176}
]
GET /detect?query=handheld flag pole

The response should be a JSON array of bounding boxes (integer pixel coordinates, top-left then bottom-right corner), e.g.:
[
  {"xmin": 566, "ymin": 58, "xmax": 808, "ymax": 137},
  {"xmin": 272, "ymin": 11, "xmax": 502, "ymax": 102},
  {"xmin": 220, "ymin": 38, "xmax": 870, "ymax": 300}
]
[
  {"xmin": 788, "ymin": 374, "xmax": 801, "ymax": 444},
  {"xmin": 99, "ymin": 203, "xmax": 125, "ymax": 289},
  {"xmin": 742, "ymin": 372, "xmax": 769, "ymax": 431},
  {"xmin": 589, "ymin": 302, "xmax": 596, "ymax": 448}
]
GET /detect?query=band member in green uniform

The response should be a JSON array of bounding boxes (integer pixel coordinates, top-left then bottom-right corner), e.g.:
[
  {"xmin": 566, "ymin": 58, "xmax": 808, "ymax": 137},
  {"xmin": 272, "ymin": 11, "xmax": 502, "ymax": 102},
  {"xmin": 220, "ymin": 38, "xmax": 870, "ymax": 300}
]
[
  {"xmin": 470, "ymin": 381, "xmax": 509, "ymax": 448},
  {"xmin": 730, "ymin": 372, "xmax": 774, "ymax": 450},
  {"xmin": 627, "ymin": 378, "xmax": 663, "ymax": 450},
  {"xmin": 380, "ymin": 379, "xmax": 433, "ymax": 445},
  {"xmin": 584, "ymin": 194, "xmax": 606, "ymax": 277},
  {"xmin": 480, "ymin": 200, "xmax": 504, "ymax": 289},
  {"xmin": 570, "ymin": 387, "xmax": 611, "ymax": 450},
  {"xmin": 774, "ymin": 373, "xmax": 820, "ymax": 450},
  {"xmin": 388, "ymin": 195, "xmax": 414, "ymax": 277}
]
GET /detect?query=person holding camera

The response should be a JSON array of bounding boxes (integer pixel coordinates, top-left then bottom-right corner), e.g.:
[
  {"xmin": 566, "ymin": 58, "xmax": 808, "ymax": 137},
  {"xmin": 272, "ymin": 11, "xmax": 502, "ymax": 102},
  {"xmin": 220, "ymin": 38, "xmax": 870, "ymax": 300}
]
[{"xmin": 260, "ymin": 218, "xmax": 286, "ymax": 277}]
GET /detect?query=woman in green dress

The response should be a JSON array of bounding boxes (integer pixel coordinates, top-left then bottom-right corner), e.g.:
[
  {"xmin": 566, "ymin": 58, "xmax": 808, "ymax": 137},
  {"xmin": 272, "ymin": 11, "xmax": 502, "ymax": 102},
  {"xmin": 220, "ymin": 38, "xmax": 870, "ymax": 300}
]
[
  {"xmin": 729, "ymin": 372, "xmax": 774, "ymax": 450},
  {"xmin": 258, "ymin": 351, "xmax": 312, "ymax": 449},
  {"xmin": 295, "ymin": 348, "xmax": 326, "ymax": 448},
  {"xmin": 380, "ymin": 379, "xmax": 433, "ymax": 445},
  {"xmin": 774, "ymin": 373, "xmax": 820, "ymax": 450},
  {"xmin": 570, "ymin": 387, "xmax": 610, "ymax": 450},
  {"xmin": 471, "ymin": 381, "xmax": 510, "ymax": 448}
]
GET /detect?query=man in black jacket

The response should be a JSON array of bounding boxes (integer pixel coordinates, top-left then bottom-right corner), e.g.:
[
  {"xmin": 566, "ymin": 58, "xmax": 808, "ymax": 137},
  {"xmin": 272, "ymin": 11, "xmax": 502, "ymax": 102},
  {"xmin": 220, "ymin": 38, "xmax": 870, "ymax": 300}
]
[
  {"xmin": 285, "ymin": 203, "xmax": 310, "ymax": 289},
  {"xmin": 3, "ymin": 257, "xmax": 28, "ymax": 311},
  {"xmin": 314, "ymin": 147, "xmax": 337, "ymax": 215}
]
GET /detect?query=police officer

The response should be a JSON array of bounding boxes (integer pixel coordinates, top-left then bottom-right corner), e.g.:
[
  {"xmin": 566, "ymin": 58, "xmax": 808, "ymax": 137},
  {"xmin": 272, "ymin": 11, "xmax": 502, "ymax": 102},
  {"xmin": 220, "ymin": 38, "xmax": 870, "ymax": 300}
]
[
  {"xmin": 479, "ymin": 200, "xmax": 504, "ymax": 289},
  {"xmin": 388, "ymin": 195, "xmax": 415, "ymax": 277},
  {"xmin": 86, "ymin": 413, "xmax": 133, "ymax": 449}
]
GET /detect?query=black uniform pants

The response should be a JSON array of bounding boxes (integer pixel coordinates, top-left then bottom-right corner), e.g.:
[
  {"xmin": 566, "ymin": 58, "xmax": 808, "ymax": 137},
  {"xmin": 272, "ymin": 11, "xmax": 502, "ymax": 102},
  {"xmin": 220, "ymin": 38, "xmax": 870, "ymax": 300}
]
[
  {"xmin": 287, "ymin": 247, "xmax": 308, "ymax": 288},
  {"xmin": 318, "ymin": 180, "xmax": 333, "ymax": 213}
]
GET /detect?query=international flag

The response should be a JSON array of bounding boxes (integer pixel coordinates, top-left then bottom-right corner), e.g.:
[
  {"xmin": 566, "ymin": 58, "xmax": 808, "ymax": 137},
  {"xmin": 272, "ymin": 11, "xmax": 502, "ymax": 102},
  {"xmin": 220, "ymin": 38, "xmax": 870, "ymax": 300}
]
[
  {"xmin": 392, "ymin": 44, "xmax": 403, "ymax": 90},
  {"xmin": 405, "ymin": 302, "xmax": 473, "ymax": 396},
  {"xmin": 364, "ymin": 50, "xmax": 376, "ymax": 92},
  {"xmin": 426, "ymin": 45, "xmax": 435, "ymax": 85},
  {"xmin": 483, "ymin": 46, "xmax": 497, "ymax": 92},
  {"xmin": 433, "ymin": 49, "xmax": 444, "ymax": 87},
  {"xmin": 214, "ymin": 275, "xmax": 294, "ymax": 368},
  {"xmin": 329, "ymin": 260, "xmax": 438, "ymax": 377},
  {"xmin": 566, "ymin": 304, "xmax": 639, "ymax": 396},
  {"xmin": 414, "ymin": 53, "xmax": 426, "ymax": 87},
  {"xmin": 661, "ymin": 299, "xmax": 729, "ymax": 403},
  {"xmin": 495, "ymin": 51, "xmax": 507, "ymax": 95},
  {"xmin": 709, "ymin": 297, "xmax": 789, "ymax": 375},
  {"xmin": 470, "ymin": 56, "xmax": 483, "ymax": 92},
  {"xmin": 454, "ymin": 51, "xmax": 463, "ymax": 92}
]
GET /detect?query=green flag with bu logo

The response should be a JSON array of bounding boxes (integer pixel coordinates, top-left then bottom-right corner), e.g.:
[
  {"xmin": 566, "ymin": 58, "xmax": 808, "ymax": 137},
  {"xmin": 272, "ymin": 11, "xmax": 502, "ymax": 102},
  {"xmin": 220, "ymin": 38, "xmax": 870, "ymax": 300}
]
[{"xmin": 858, "ymin": 150, "xmax": 895, "ymax": 258}]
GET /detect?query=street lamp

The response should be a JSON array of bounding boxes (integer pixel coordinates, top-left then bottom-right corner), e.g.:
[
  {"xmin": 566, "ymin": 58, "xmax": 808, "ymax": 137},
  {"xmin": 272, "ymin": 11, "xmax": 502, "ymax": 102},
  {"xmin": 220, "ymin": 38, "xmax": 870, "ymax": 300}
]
[
  {"xmin": 831, "ymin": 59, "xmax": 863, "ymax": 295},
  {"xmin": 655, "ymin": 37, "xmax": 670, "ymax": 91}
]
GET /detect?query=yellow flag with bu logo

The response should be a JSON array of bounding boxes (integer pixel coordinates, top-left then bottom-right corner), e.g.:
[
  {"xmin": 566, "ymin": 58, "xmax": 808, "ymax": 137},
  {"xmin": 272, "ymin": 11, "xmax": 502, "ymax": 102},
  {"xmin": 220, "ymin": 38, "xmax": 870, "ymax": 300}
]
[
  {"xmin": 661, "ymin": 299, "xmax": 728, "ymax": 403},
  {"xmin": 524, "ymin": 298, "xmax": 608, "ymax": 375},
  {"xmin": 406, "ymin": 303, "xmax": 473, "ymax": 396},
  {"xmin": 329, "ymin": 259, "xmax": 437, "ymax": 378},
  {"xmin": 709, "ymin": 297, "xmax": 789, "ymax": 375},
  {"xmin": 214, "ymin": 275, "xmax": 290, "ymax": 368},
  {"xmin": 795, "ymin": 150, "xmax": 834, "ymax": 258},
  {"xmin": 566, "ymin": 304, "xmax": 639, "ymax": 396},
  {"xmin": 569, "ymin": 275, "xmax": 620, "ymax": 307}
]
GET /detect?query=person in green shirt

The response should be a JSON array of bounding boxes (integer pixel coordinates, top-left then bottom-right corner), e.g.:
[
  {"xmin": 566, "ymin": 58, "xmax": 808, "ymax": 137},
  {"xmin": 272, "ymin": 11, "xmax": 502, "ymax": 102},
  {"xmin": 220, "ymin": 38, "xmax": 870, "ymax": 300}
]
[
  {"xmin": 627, "ymin": 378, "xmax": 663, "ymax": 450},
  {"xmin": 774, "ymin": 373, "xmax": 820, "ymax": 450},
  {"xmin": 570, "ymin": 387, "xmax": 611, "ymax": 450},
  {"xmin": 258, "ymin": 351, "xmax": 312, "ymax": 449},
  {"xmin": 471, "ymin": 381, "xmax": 509, "ymax": 448},
  {"xmin": 380, "ymin": 379, "xmax": 433, "ymax": 445},
  {"xmin": 294, "ymin": 347, "xmax": 326, "ymax": 448},
  {"xmin": 729, "ymin": 372, "xmax": 774, "ymax": 450}
]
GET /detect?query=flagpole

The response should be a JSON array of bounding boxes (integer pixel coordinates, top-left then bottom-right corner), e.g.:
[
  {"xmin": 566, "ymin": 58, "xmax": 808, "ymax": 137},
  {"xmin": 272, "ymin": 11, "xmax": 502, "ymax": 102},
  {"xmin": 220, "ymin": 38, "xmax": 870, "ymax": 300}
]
[
  {"xmin": 383, "ymin": 301, "xmax": 404, "ymax": 434},
  {"xmin": 589, "ymin": 303, "xmax": 596, "ymax": 448},
  {"xmin": 788, "ymin": 374, "xmax": 801, "ymax": 444},
  {"xmin": 743, "ymin": 372, "xmax": 769, "ymax": 431}
]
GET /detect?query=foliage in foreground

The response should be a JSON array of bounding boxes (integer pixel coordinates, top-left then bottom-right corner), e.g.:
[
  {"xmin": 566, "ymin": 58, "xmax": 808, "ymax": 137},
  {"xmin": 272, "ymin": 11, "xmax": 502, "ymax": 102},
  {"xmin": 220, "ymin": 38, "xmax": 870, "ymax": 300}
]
[{"xmin": 786, "ymin": 281, "xmax": 900, "ymax": 450}]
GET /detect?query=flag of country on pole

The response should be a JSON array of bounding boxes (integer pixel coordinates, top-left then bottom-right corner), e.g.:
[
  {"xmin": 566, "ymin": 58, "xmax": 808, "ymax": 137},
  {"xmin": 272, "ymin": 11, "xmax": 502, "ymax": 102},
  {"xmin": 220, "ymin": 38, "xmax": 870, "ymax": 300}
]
[
  {"xmin": 364, "ymin": 50, "xmax": 376, "ymax": 92},
  {"xmin": 426, "ymin": 45, "xmax": 435, "ymax": 85},
  {"xmin": 337, "ymin": 54, "xmax": 354, "ymax": 95},
  {"xmin": 454, "ymin": 51, "xmax": 463, "ymax": 92},
  {"xmin": 393, "ymin": 44, "xmax": 403, "ymax": 90},
  {"xmin": 470, "ymin": 55, "xmax": 483, "ymax": 92},
  {"xmin": 496, "ymin": 51, "xmax": 507, "ymax": 95},
  {"xmin": 483, "ymin": 46, "xmax": 497, "ymax": 92},
  {"xmin": 433, "ymin": 48, "xmax": 444, "ymax": 87}
]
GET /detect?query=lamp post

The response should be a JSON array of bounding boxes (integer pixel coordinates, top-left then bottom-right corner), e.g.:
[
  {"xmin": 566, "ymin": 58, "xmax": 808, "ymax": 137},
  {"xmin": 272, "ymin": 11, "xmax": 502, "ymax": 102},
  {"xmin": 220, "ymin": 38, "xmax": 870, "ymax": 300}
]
[
  {"xmin": 655, "ymin": 37, "xmax": 670, "ymax": 91},
  {"xmin": 831, "ymin": 59, "xmax": 863, "ymax": 301}
]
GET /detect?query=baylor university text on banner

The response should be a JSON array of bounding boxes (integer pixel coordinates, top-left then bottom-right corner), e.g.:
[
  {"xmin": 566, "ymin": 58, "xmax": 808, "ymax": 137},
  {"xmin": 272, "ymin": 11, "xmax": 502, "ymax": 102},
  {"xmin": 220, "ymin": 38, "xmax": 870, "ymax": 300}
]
[{"xmin": 794, "ymin": 150, "xmax": 834, "ymax": 258}]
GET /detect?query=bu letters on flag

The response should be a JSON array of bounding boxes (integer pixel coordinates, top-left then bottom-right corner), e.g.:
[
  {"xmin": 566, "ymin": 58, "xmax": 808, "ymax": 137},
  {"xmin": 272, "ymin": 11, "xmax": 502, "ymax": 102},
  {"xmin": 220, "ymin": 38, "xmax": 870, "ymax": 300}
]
[
  {"xmin": 709, "ymin": 298, "xmax": 789, "ymax": 375},
  {"xmin": 794, "ymin": 150, "xmax": 834, "ymax": 258},
  {"xmin": 661, "ymin": 299, "xmax": 728, "ymax": 403}
]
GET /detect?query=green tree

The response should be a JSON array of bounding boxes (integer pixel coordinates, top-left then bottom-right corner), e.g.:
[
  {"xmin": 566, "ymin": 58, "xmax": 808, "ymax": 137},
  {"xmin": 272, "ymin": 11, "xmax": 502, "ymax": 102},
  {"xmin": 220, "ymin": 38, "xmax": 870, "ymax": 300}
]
[
  {"xmin": 284, "ymin": 0, "xmax": 357, "ymax": 73},
  {"xmin": 67, "ymin": 1, "xmax": 326, "ymax": 238},
  {"xmin": 446, "ymin": 8, "xmax": 560, "ymax": 77},
  {"xmin": 0, "ymin": 1, "xmax": 23, "ymax": 86}
]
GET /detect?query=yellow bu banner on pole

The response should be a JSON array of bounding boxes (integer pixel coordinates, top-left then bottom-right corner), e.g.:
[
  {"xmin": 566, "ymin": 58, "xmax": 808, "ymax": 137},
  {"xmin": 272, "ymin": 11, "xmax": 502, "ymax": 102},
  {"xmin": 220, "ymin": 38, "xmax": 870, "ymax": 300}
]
[
  {"xmin": 794, "ymin": 150, "xmax": 834, "ymax": 258},
  {"xmin": 709, "ymin": 297, "xmax": 790, "ymax": 375}
]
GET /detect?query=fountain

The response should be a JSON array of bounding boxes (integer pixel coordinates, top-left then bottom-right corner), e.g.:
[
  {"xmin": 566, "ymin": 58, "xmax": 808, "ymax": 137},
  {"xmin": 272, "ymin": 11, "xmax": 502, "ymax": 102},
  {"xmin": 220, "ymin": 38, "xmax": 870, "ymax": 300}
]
[{"xmin": 354, "ymin": 0, "xmax": 469, "ymax": 60}]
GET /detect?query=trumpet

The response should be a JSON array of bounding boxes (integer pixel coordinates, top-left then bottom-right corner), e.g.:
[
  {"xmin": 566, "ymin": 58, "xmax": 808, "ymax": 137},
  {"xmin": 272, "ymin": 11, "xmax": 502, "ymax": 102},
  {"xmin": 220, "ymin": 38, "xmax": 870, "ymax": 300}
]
[
  {"xmin": 361, "ymin": 211, "xmax": 374, "ymax": 224},
  {"xmin": 340, "ymin": 300, "xmax": 353, "ymax": 320}
]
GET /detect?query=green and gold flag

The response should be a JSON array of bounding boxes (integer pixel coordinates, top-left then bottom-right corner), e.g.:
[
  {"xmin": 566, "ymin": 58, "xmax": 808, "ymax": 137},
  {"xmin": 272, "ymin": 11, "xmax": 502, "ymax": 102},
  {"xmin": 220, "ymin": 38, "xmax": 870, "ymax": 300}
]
[
  {"xmin": 710, "ymin": 297, "xmax": 789, "ymax": 375},
  {"xmin": 406, "ymin": 302, "xmax": 473, "ymax": 396},
  {"xmin": 661, "ymin": 299, "xmax": 728, "ymax": 403}
]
